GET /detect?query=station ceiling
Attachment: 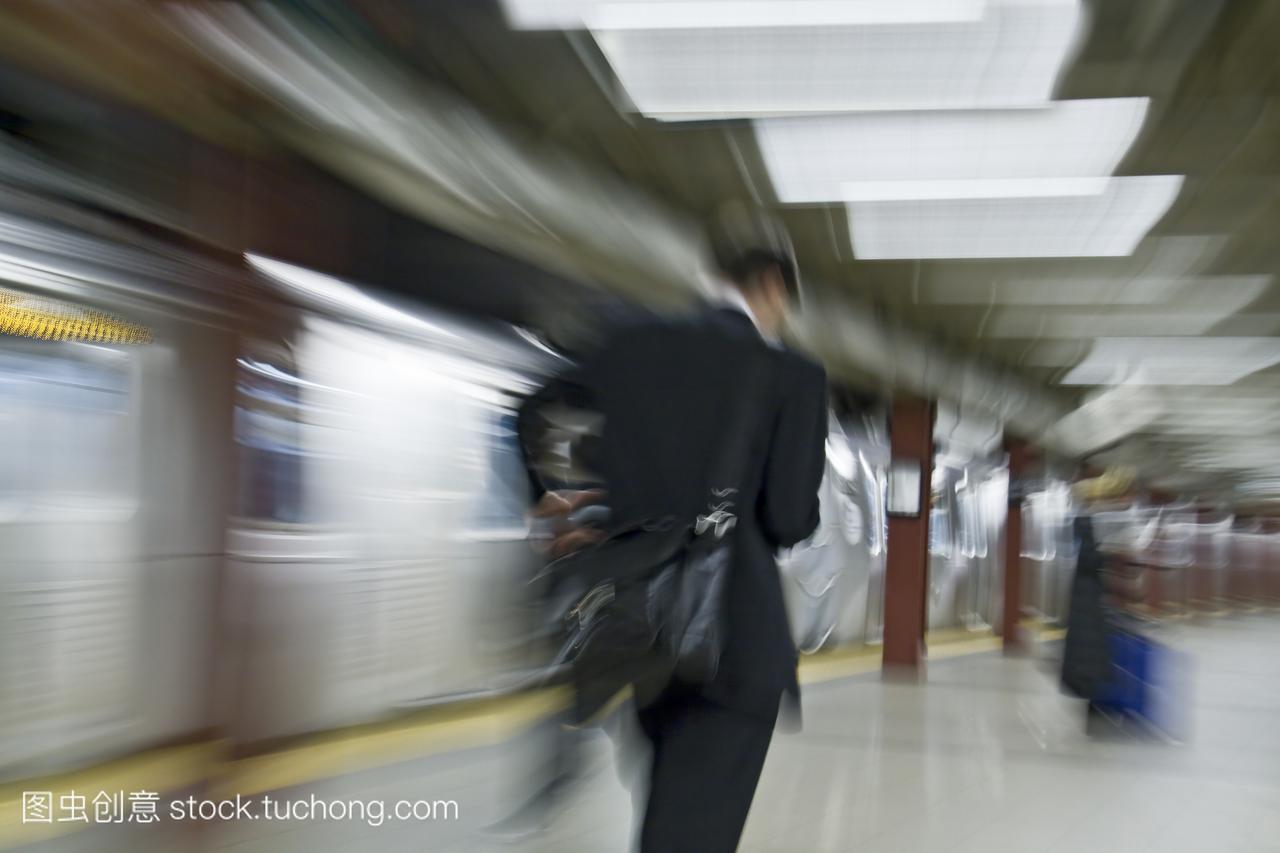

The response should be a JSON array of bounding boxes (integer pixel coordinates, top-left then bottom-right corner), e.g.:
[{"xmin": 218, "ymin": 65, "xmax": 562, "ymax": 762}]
[{"xmin": 1, "ymin": 0, "xmax": 1278, "ymax": 507}]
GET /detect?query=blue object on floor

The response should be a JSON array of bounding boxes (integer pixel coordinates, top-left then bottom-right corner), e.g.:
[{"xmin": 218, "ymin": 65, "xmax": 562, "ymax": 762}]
[
  {"xmin": 1093, "ymin": 621, "xmax": 1192, "ymax": 742},
  {"xmin": 1096, "ymin": 626, "xmax": 1157, "ymax": 718}
]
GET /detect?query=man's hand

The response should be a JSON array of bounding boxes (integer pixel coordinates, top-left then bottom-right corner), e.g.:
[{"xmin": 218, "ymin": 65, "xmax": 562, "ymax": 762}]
[
  {"xmin": 531, "ymin": 491, "xmax": 574, "ymax": 520},
  {"xmin": 528, "ymin": 489, "xmax": 608, "ymax": 557},
  {"xmin": 549, "ymin": 527, "xmax": 606, "ymax": 559}
]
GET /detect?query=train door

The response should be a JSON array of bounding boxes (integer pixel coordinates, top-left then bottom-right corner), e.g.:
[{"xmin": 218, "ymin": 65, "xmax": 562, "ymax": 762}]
[
  {"xmin": 0, "ymin": 338, "xmax": 140, "ymax": 777},
  {"xmin": 222, "ymin": 339, "xmax": 335, "ymax": 741}
]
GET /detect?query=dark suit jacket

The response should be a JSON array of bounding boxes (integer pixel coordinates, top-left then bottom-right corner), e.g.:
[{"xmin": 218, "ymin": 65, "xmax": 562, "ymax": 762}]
[{"xmin": 517, "ymin": 305, "xmax": 828, "ymax": 720}]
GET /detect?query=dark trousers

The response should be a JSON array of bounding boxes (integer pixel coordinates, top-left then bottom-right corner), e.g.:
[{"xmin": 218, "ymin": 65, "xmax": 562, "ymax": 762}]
[{"xmin": 637, "ymin": 686, "xmax": 778, "ymax": 853}]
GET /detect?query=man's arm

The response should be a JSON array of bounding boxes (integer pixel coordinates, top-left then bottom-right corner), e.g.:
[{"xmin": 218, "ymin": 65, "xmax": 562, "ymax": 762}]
[{"xmin": 758, "ymin": 358, "xmax": 829, "ymax": 549}]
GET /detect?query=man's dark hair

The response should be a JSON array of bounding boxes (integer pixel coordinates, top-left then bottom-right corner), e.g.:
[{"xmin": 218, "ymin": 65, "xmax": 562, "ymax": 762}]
[
  {"xmin": 721, "ymin": 248, "xmax": 799, "ymax": 301},
  {"xmin": 707, "ymin": 201, "xmax": 801, "ymax": 302}
]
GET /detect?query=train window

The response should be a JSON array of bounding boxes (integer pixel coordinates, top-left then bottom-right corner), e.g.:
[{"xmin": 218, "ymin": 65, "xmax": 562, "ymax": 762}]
[
  {"xmin": 470, "ymin": 406, "xmax": 534, "ymax": 531},
  {"xmin": 0, "ymin": 343, "xmax": 133, "ymax": 516},
  {"xmin": 233, "ymin": 351, "xmax": 307, "ymax": 524}
]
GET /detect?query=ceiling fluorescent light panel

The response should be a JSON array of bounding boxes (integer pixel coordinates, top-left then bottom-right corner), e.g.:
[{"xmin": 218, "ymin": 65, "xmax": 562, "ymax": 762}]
[
  {"xmin": 849, "ymin": 175, "xmax": 1183, "ymax": 259},
  {"xmin": 1061, "ymin": 337, "xmax": 1280, "ymax": 386},
  {"xmin": 586, "ymin": 0, "xmax": 1085, "ymax": 117},
  {"xmin": 502, "ymin": 0, "xmax": 989, "ymax": 30},
  {"xmin": 919, "ymin": 274, "xmax": 1226, "ymax": 306},
  {"xmin": 985, "ymin": 309, "xmax": 1223, "ymax": 339},
  {"xmin": 756, "ymin": 98, "xmax": 1149, "ymax": 204}
]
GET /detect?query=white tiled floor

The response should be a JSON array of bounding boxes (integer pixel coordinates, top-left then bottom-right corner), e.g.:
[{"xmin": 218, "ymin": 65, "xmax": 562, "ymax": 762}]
[{"xmin": 24, "ymin": 615, "xmax": 1280, "ymax": 852}]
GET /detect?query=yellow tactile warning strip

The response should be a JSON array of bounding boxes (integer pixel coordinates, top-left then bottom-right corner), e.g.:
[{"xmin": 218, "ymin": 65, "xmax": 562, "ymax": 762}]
[
  {"xmin": 211, "ymin": 689, "xmax": 570, "ymax": 801},
  {"xmin": 0, "ymin": 617, "xmax": 1148, "ymax": 848},
  {"xmin": 0, "ymin": 690, "xmax": 570, "ymax": 849},
  {"xmin": 1019, "ymin": 617, "xmax": 1068, "ymax": 644},
  {"xmin": 797, "ymin": 641, "xmax": 882, "ymax": 684},
  {"xmin": 0, "ymin": 742, "xmax": 222, "ymax": 848}
]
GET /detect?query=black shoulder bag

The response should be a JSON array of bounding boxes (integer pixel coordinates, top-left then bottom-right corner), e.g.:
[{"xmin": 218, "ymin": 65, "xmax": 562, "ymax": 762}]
[{"xmin": 535, "ymin": 357, "xmax": 772, "ymax": 724}]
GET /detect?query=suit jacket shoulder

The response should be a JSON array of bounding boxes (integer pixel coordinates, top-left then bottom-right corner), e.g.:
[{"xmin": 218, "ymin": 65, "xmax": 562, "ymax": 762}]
[{"xmin": 773, "ymin": 344, "xmax": 827, "ymax": 389}]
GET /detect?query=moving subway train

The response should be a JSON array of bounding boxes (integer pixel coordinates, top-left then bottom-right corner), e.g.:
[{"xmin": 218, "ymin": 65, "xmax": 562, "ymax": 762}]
[
  {"xmin": 0, "ymin": 200, "xmax": 243, "ymax": 778},
  {"xmin": 223, "ymin": 255, "xmax": 560, "ymax": 743},
  {"xmin": 0, "ymin": 202, "xmax": 561, "ymax": 774},
  {"xmin": 3, "ymin": 200, "xmax": 1277, "ymax": 780}
]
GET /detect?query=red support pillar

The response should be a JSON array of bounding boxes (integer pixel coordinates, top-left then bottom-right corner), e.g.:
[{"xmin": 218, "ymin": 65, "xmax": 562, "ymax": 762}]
[
  {"xmin": 1002, "ymin": 440, "xmax": 1033, "ymax": 654},
  {"xmin": 883, "ymin": 396, "xmax": 933, "ymax": 674}
]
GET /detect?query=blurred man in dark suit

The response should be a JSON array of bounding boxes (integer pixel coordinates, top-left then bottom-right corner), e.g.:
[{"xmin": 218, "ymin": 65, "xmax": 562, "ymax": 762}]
[{"xmin": 516, "ymin": 203, "xmax": 828, "ymax": 852}]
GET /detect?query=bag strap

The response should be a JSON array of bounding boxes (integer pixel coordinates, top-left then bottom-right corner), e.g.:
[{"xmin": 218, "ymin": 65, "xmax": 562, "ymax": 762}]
[{"xmin": 693, "ymin": 349, "xmax": 773, "ymax": 540}]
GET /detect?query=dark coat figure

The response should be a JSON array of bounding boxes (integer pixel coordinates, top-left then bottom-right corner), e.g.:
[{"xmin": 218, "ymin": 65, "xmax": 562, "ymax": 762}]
[
  {"xmin": 518, "ymin": 304, "xmax": 827, "ymax": 852},
  {"xmin": 1061, "ymin": 514, "xmax": 1114, "ymax": 700}
]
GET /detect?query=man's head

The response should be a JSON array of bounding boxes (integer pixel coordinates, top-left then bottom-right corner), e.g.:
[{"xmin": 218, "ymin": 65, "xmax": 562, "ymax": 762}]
[{"xmin": 707, "ymin": 201, "xmax": 801, "ymax": 336}]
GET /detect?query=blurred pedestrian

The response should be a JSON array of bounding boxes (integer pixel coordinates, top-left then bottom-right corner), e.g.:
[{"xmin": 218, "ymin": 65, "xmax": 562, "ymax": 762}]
[
  {"xmin": 515, "ymin": 201, "xmax": 828, "ymax": 852},
  {"xmin": 1061, "ymin": 468, "xmax": 1134, "ymax": 732}
]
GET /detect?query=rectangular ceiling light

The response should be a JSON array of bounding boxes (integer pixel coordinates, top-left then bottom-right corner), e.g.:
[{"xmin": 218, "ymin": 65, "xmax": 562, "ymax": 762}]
[
  {"xmin": 593, "ymin": 1, "xmax": 988, "ymax": 29},
  {"xmin": 1060, "ymin": 337, "xmax": 1280, "ymax": 386},
  {"xmin": 1161, "ymin": 418, "xmax": 1280, "ymax": 434},
  {"xmin": 1158, "ymin": 399, "xmax": 1280, "ymax": 413},
  {"xmin": 985, "ymin": 309, "xmax": 1224, "ymax": 338},
  {"xmin": 503, "ymin": 0, "xmax": 987, "ymax": 31},
  {"xmin": 920, "ymin": 276, "xmax": 1185, "ymax": 306},
  {"xmin": 842, "ymin": 177, "xmax": 1112, "ymax": 203},
  {"xmin": 1158, "ymin": 420, "xmax": 1280, "ymax": 435},
  {"xmin": 1158, "ymin": 401, "xmax": 1280, "ymax": 418},
  {"xmin": 983, "ymin": 273, "xmax": 1264, "ymax": 337},
  {"xmin": 986, "ymin": 277, "xmax": 1267, "ymax": 338},
  {"xmin": 849, "ymin": 175, "xmax": 1183, "ymax": 259},
  {"xmin": 756, "ymin": 98, "xmax": 1148, "ymax": 203},
  {"xmin": 585, "ymin": 0, "xmax": 1084, "ymax": 117},
  {"xmin": 916, "ymin": 237, "xmax": 1230, "ymax": 295},
  {"xmin": 921, "ymin": 274, "xmax": 1266, "ymax": 307}
]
